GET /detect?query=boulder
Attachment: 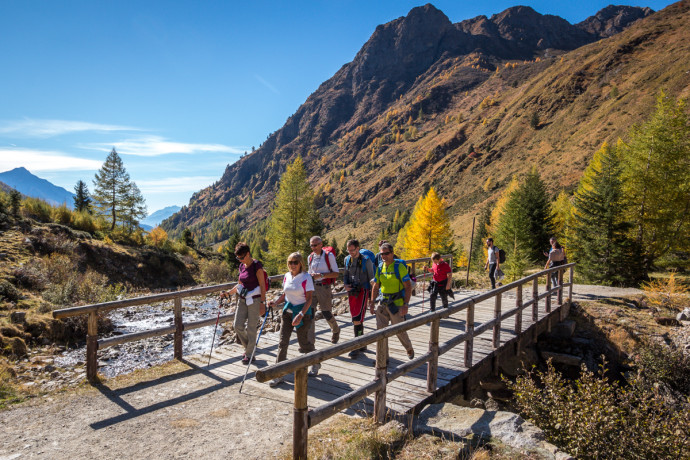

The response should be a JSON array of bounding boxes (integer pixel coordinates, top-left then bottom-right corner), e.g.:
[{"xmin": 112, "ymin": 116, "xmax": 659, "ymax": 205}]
[
  {"xmin": 541, "ymin": 351, "xmax": 582, "ymax": 367},
  {"xmin": 676, "ymin": 308, "xmax": 690, "ymax": 322},
  {"xmin": 9, "ymin": 311, "xmax": 26, "ymax": 324},
  {"xmin": 415, "ymin": 404, "xmax": 544, "ymax": 450}
]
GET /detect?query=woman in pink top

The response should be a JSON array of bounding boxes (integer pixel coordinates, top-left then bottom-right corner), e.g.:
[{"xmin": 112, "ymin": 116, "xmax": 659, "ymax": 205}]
[{"xmin": 426, "ymin": 252, "xmax": 453, "ymax": 311}]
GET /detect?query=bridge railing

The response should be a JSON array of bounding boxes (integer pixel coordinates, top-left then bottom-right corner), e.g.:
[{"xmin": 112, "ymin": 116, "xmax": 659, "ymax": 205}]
[
  {"xmin": 254, "ymin": 263, "xmax": 575, "ymax": 460},
  {"xmin": 51, "ymin": 254, "xmax": 450, "ymax": 382}
]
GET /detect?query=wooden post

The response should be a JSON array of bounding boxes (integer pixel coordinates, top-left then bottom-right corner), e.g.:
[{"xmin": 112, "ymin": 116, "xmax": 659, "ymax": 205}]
[
  {"xmin": 532, "ymin": 278, "xmax": 538, "ymax": 322},
  {"xmin": 568, "ymin": 266, "xmax": 574, "ymax": 304},
  {"xmin": 558, "ymin": 269, "xmax": 564, "ymax": 307},
  {"xmin": 493, "ymin": 293, "xmax": 501, "ymax": 348},
  {"xmin": 545, "ymin": 272, "xmax": 552, "ymax": 313},
  {"xmin": 427, "ymin": 318, "xmax": 440, "ymax": 393},
  {"xmin": 374, "ymin": 337, "xmax": 388, "ymax": 424},
  {"xmin": 464, "ymin": 303, "xmax": 474, "ymax": 368},
  {"xmin": 86, "ymin": 311, "xmax": 99, "ymax": 383},
  {"xmin": 515, "ymin": 284, "xmax": 523, "ymax": 334},
  {"xmin": 293, "ymin": 366, "xmax": 309, "ymax": 460},
  {"xmin": 174, "ymin": 296, "xmax": 183, "ymax": 360},
  {"xmin": 466, "ymin": 217, "xmax": 475, "ymax": 288}
]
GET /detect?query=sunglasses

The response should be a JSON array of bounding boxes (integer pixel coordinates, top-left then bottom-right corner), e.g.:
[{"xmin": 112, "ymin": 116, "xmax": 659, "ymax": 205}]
[
  {"xmin": 380, "ymin": 251, "xmax": 391, "ymax": 256},
  {"xmin": 310, "ymin": 243, "xmax": 320, "ymax": 247},
  {"xmin": 235, "ymin": 253, "xmax": 247, "ymax": 260},
  {"xmin": 288, "ymin": 260, "xmax": 299, "ymax": 266}
]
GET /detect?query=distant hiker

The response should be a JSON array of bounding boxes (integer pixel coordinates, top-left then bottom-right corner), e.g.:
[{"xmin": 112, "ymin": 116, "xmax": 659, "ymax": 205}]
[
  {"xmin": 267, "ymin": 252, "xmax": 319, "ymax": 386},
  {"xmin": 544, "ymin": 237, "xmax": 566, "ymax": 287},
  {"xmin": 343, "ymin": 239, "xmax": 375, "ymax": 358},
  {"xmin": 221, "ymin": 242, "xmax": 267, "ymax": 365},
  {"xmin": 484, "ymin": 238, "xmax": 500, "ymax": 289},
  {"xmin": 307, "ymin": 236, "xmax": 341, "ymax": 344},
  {"xmin": 425, "ymin": 252, "xmax": 453, "ymax": 310},
  {"xmin": 370, "ymin": 242, "xmax": 415, "ymax": 360}
]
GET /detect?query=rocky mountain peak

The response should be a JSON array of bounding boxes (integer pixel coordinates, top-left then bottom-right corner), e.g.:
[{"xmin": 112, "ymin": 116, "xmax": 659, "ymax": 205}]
[{"xmin": 577, "ymin": 5, "xmax": 654, "ymax": 37}]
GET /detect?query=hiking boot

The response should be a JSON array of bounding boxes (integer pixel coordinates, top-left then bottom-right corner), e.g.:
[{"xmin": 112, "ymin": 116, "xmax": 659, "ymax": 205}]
[
  {"xmin": 241, "ymin": 354, "xmax": 254, "ymax": 365},
  {"xmin": 331, "ymin": 330, "xmax": 340, "ymax": 344},
  {"xmin": 348, "ymin": 349, "xmax": 359, "ymax": 359},
  {"xmin": 268, "ymin": 377, "xmax": 284, "ymax": 388},
  {"xmin": 309, "ymin": 363, "xmax": 321, "ymax": 376},
  {"xmin": 407, "ymin": 349, "xmax": 415, "ymax": 360}
]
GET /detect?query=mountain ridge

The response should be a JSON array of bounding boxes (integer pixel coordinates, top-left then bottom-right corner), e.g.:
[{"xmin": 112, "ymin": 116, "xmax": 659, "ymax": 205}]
[
  {"xmin": 0, "ymin": 167, "xmax": 74, "ymax": 209},
  {"xmin": 162, "ymin": 2, "xmax": 685, "ymax": 248}
]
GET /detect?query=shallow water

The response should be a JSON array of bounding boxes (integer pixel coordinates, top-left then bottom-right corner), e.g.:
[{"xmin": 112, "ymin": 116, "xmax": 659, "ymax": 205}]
[{"xmin": 55, "ymin": 296, "xmax": 234, "ymax": 378}]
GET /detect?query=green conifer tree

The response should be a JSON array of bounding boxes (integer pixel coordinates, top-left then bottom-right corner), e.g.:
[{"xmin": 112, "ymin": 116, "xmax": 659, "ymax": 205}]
[
  {"xmin": 620, "ymin": 91, "xmax": 690, "ymax": 273},
  {"xmin": 73, "ymin": 180, "xmax": 92, "ymax": 213},
  {"xmin": 93, "ymin": 148, "xmax": 131, "ymax": 231},
  {"xmin": 572, "ymin": 142, "xmax": 639, "ymax": 285},
  {"xmin": 9, "ymin": 190, "xmax": 21, "ymax": 220},
  {"xmin": 268, "ymin": 156, "xmax": 323, "ymax": 266}
]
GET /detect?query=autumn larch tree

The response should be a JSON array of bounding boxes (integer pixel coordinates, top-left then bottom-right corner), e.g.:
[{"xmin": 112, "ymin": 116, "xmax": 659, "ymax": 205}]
[{"xmin": 399, "ymin": 187, "xmax": 455, "ymax": 260}]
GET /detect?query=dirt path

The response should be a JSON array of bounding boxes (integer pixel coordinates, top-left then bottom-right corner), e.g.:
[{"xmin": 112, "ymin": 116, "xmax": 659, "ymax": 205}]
[{"xmin": 0, "ymin": 284, "xmax": 642, "ymax": 460}]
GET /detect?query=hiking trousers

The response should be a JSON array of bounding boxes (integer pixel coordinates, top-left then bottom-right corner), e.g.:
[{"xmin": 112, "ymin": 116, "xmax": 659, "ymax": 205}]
[
  {"xmin": 276, "ymin": 309, "xmax": 315, "ymax": 363},
  {"xmin": 308, "ymin": 283, "xmax": 339, "ymax": 343},
  {"xmin": 234, "ymin": 296, "xmax": 260, "ymax": 356},
  {"xmin": 375, "ymin": 302, "xmax": 413, "ymax": 353}
]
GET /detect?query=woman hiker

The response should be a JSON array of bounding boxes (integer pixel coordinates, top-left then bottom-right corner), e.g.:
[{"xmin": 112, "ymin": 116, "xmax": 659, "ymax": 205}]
[
  {"xmin": 544, "ymin": 237, "xmax": 566, "ymax": 287},
  {"xmin": 426, "ymin": 252, "xmax": 453, "ymax": 311},
  {"xmin": 220, "ymin": 242, "xmax": 267, "ymax": 365},
  {"xmin": 267, "ymin": 252, "xmax": 320, "ymax": 386}
]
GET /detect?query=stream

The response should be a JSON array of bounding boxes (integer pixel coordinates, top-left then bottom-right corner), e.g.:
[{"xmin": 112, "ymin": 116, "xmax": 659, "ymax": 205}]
[{"xmin": 55, "ymin": 296, "xmax": 234, "ymax": 378}]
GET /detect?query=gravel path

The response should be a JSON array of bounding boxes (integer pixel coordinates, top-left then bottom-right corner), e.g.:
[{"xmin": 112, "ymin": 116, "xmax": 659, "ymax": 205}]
[{"xmin": 0, "ymin": 283, "xmax": 646, "ymax": 460}]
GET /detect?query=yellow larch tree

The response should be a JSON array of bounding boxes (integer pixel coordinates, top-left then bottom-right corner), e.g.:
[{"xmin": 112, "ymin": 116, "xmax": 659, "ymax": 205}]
[{"xmin": 399, "ymin": 187, "xmax": 455, "ymax": 259}]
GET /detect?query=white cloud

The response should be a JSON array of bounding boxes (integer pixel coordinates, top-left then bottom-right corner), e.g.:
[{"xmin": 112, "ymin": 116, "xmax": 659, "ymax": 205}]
[
  {"xmin": 255, "ymin": 74, "xmax": 280, "ymax": 95},
  {"xmin": 0, "ymin": 118, "xmax": 140, "ymax": 137},
  {"xmin": 0, "ymin": 148, "xmax": 102, "ymax": 171},
  {"xmin": 136, "ymin": 176, "xmax": 219, "ymax": 194},
  {"xmin": 82, "ymin": 136, "xmax": 245, "ymax": 157}
]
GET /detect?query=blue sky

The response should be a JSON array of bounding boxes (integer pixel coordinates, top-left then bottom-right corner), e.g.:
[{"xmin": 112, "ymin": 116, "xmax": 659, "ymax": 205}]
[{"xmin": 0, "ymin": 0, "xmax": 675, "ymax": 213}]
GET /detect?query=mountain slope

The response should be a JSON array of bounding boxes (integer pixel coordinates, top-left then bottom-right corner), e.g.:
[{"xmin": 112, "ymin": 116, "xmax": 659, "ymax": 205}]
[
  {"xmin": 162, "ymin": 2, "xmax": 686, "ymax": 247},
  {"xmin": 141, "ymin": 206, "xmax": 182, "ymax": 228},
  {"xmin": 0, "ymin": 167, "xmax": 74, "ymax": 208}
]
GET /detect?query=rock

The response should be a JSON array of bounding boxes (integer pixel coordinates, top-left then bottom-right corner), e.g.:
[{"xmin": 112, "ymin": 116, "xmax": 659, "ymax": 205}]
[
  {"xmin": 10, "ymin": 311, "xmax": 27, "ymax": 324},
  {"xmin": 541, "ymin": 351, "xmax": 582, "ymax": 367},
  {"xmin": 415, "ymin": 404, "xmax": 545, "ymax": 450},
  {"xmin": 479, "ymin": 378, "xmax": 507, "ymax": 392},
  {"xmin": 676, "ymin": 308, "xmax": 690, "ymax": 321},
  {"xmin": 547, "ymin": 320, "xmax": 576, "ymax": 339},
  {"xmin": 44, "ymin": 364, "xmax": 56, "ymax": 373},
  {"xmin": 470, "ymin": 398, "xmax": 485, "ymax": 409},
  {"xmin": 487, "ymin": 389, "xmax": 513, "ymax": 402},
  {"xmin": 484, "ymin": 398, "xmax": 501, "ymax": 411}
]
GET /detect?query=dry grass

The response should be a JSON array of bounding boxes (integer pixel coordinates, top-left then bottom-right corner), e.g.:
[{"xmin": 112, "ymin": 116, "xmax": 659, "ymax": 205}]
[{"xmin": 170, "ymin": 418, "xmax": 200, "ymax": 428}]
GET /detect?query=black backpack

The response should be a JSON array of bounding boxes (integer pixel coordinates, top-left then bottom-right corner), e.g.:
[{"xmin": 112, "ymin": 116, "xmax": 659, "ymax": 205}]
[{"xmin": 498, "ymin": 248, "xmax": 506, "ymax": 264}]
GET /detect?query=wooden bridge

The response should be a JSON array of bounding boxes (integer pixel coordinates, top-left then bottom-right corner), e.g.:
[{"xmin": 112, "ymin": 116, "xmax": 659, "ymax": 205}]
[{"xmin": 53, "ymin": 259, "xmax": 574, "ymax": 460}]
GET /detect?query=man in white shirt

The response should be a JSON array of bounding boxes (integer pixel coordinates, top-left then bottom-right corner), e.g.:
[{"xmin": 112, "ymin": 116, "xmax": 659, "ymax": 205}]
[{"xmin": 307, "ymin": 236, "xmax": 341, "ymax": 344}]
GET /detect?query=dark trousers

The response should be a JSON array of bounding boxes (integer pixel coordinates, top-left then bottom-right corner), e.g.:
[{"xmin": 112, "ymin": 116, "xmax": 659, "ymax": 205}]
[
  {"xmin": 489, "ymin": 263, "xmax": 497, "ymax": 289},
  {"xmin": 550, "ymin": 261, "xmax": 564, "ymax": 287},
  {"xmin": 276, "ymin": 309, "xmax": 315, "ymax": 363},
  {"xmin": 430, "ymin": 286, "xmax": 449, "ymax": 311}
]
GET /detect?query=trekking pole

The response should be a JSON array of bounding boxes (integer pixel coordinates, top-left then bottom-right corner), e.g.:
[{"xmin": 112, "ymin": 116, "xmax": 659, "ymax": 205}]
[
  {"xmin": 239, "ymin": 303, "xmax": 271, "ymax": 394},
  {"xmin": 207, "ymin": 296, "xmax": 225, "ymax": 366}
]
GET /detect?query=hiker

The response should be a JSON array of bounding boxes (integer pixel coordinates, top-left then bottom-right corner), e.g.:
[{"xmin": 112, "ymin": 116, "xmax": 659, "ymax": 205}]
[
  {"xmin": 369, "ymin": 242, "xmax": 415, "ymax": 360},
  {"xmin": 307, "ymin": 236, "xmax": 341, "ymax": 344},
  {"xmin": 544, "ymin": 237, "xmax": 566, "ymax": 287},
  {"xmin": 484, "ymin": 238, "xmax": 500, "ymax": 289},
  {"xmin": 220, "ymin": 242, "xmax": 267, "ymax": 365},
  {"xmin": 374, "ymin": 240, "xmax": 400, "ymax": 268},
  {"xmin": 343, "ymin": 239, "xmax": 375, "ymax": 358},
  {"xmin": 426, "ymin": 252, "xmax": 453, "ymax": 310},
  {"xmin": 267, "ymin": 252, "xmax": 319, "ymax": 386}
]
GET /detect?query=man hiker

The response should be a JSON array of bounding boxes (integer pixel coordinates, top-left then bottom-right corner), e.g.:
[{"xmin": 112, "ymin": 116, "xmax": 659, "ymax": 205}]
[
  {"xmin": 343, "ymin": 239, "xmax": 374, "ymax": 358},
  {"xmin": 484, "ymin": 238, "xmax": 500, "ymax": 289},
  {"xmin": 307, "ymin": 236, "xmax": 341, "ymax": 344},
  {"xmin": 369, "ymin": 242, "xmax": 415, "ymax": 360}
]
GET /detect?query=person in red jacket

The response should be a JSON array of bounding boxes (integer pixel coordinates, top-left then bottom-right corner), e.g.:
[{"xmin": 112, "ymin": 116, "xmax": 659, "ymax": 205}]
[{"xmin": 426, "ymin": 252, "xmax": 453, "ymax": 310}]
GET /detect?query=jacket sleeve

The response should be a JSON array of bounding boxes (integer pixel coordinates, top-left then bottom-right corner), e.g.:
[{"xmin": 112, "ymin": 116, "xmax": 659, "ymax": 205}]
[{"xmin": 366, "ymin": 258, "xmax": 375, "ymax": 287}]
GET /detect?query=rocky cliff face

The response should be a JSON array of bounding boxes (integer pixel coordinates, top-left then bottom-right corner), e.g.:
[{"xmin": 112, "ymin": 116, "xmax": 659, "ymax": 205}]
[{"xmin": 162, "ymin": 2, "xmax": 676, "ymax": 246}]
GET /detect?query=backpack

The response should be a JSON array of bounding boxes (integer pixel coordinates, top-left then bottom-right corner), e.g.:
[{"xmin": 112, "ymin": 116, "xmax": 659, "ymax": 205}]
[
  {"xmin": 308, "ymin": 248, "xmax": 337, "ymax": 285},
  {"xmin": 498, "ymin": 248, "xmax": 506, "ymax": 264},
  {"xmin": 345, "ymin": 249, "xmax": 376, "ymax": 269}
]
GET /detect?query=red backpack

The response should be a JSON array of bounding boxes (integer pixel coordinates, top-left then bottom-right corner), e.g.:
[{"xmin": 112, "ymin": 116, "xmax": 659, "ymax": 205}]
[{"xmin": 309, "ymin": 247, "xmax": 337, "ymax": 285}]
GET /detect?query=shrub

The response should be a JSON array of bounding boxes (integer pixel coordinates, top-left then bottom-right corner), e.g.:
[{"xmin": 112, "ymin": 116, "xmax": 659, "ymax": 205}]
[
  {"xmin": 199, "ymin": 259, "xmax": 231, "ymax": 284},
  {"xmin": 21, "ymin": 197, "xmax": 52, "ymax": 222},
  {"xmin": 147, "ymin": 227, "xmax": 168, "ymax": 248},
  {"xmin": 0, "ymin": 362, "xmax": 18, "ymax": 403},
  {"xmin": 11, "ymin": 261, "xmax": 48, "ymax": 290},
  {"xmin": 51, "ymin": 204, "xmax": 72, "ymax": 225},
  {"xmin": 71, "ymin": 210, "xmax": 97, "ymax": 233},
  {"xmin": 0, "ymin": 280, "xmax": 19, "ymax": 302},
  {"xmin": 508, "ymin": 360, "xmax": 690, "ymax": 459},
  {"xmin": 637, "ymin": 342, "xmax": 690, "ymax": 395},
  {"xmin": 642, "ymin": 272, "xmax": 689, "ymax": 311}
]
